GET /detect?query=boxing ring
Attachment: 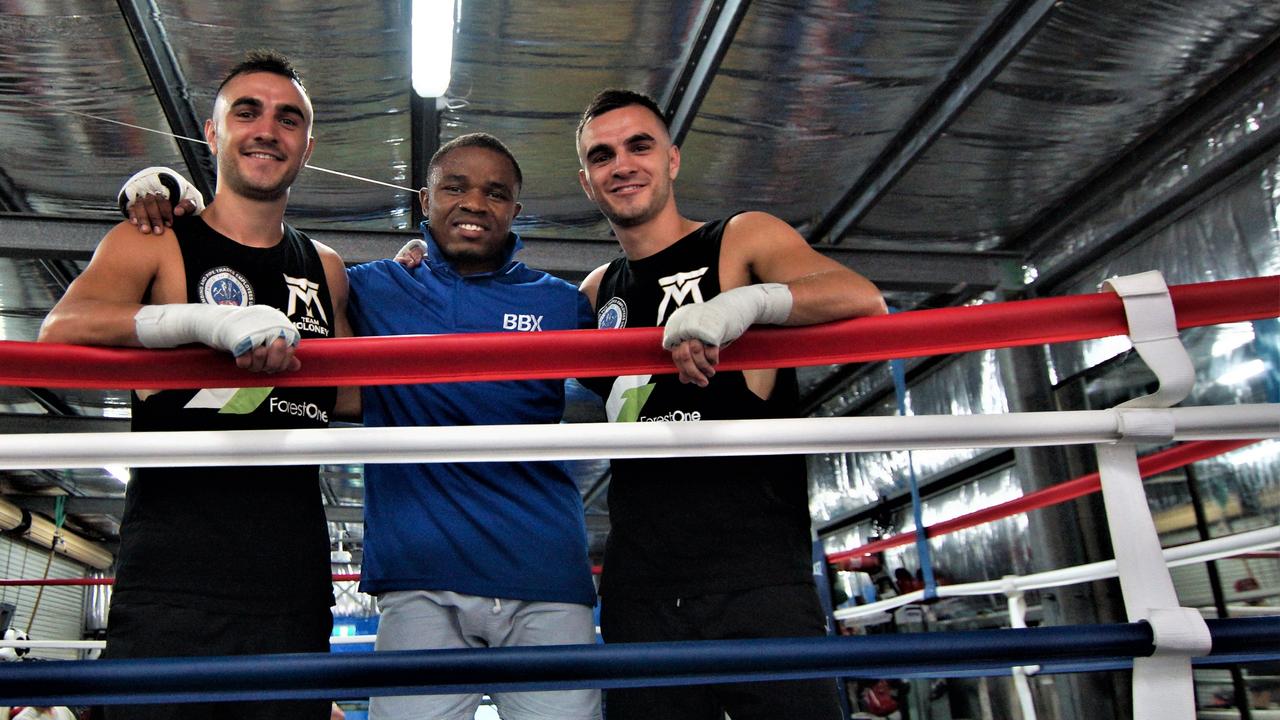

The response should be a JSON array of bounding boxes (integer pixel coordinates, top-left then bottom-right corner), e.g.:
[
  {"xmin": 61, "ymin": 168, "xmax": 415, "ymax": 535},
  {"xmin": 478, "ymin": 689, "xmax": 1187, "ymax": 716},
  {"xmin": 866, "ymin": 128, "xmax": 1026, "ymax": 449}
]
[{"xmin": 0, "ymin": 272, "xmax": 1277, "ymax": 719}]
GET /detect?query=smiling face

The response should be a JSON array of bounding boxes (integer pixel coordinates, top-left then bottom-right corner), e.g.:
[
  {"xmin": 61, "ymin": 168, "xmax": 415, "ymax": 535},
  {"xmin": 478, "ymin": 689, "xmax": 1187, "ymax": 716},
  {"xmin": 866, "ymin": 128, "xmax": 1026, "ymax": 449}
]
[
  {"xmin": 576, "ymin": 103, "xmax": 680, "ymax": 229},
  {"xmin": 422, "ymin": 145, "xmax": 523, "ymax": 275},
  {"xmin": 206, "ymin": 70, "xmax": 315, "ymax": 202}
]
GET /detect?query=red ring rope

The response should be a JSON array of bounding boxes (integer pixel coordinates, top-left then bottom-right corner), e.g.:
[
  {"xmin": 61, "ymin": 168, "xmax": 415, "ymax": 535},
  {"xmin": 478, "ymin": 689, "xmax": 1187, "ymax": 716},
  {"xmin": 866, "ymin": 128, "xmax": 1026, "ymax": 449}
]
[
  {"xmin": 0, "ymin": 276, "xmax": 1274, "ymax": 389},
  {"xmin": 827, "ymin": 438, "xmax": 1260, "ymax": 565}
]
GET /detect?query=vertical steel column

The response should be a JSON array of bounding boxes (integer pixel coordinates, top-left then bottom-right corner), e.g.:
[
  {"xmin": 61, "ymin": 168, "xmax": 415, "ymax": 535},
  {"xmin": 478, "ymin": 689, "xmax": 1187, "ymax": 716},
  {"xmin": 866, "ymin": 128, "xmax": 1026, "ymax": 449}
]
[
  {"xmin": 116, "ymin": 0, "xmax": 217, "ymax": 202},
  {"xmin": 410, "ymin": 94, "xmax": 440, "ymax": 230},
  {"xmin": 997, "ymin": 340, "xmax": 1129, "ymax": 720}
]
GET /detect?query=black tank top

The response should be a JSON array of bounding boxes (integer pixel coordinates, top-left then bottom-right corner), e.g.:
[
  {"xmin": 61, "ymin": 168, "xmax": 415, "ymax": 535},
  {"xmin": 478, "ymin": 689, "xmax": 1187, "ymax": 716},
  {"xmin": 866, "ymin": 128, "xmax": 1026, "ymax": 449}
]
[
  {"xmin": 593, "ymin": 216, "xmax": 813, "ymax": 598},
  {"xmin": 117, "ymin": 215, "xmax": 336, "ymax": 613}
]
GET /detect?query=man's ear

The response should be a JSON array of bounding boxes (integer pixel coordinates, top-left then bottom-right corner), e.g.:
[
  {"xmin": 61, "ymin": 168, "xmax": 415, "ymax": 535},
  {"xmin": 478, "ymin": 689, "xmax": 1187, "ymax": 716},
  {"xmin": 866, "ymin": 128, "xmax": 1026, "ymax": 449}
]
[
  {"xmin": 204, "ymin": 118, "xmax": 218, "ymax": 155},
  {"xmin": 418, "ymin": 187, "xmax": 430, "ymax": 214},
  {"xmin": 668, "ymin": 144, "xmax": 681, "ymax": 181},
  {"xmin": 302, "ymin": 135, "xmax": 316, "ymax": 166},
  {"xmin": 513, "ymin": 201, "xmax": 523, "ymax": 219},
  {"xmin": 577, "ymin": 168, "xmax": 596, "ymax": 201}
]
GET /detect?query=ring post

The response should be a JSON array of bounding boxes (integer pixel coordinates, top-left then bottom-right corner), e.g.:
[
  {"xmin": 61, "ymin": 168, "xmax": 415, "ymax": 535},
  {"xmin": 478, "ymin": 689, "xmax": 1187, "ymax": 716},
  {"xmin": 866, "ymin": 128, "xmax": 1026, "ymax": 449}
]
[
  {"xmin": 1002, "ymin": 576, "xmax": 1040, "ymax": 720},
  {"xmin": 1096, "ymin": 271, "xmax": 1211, "ymax": 720}
]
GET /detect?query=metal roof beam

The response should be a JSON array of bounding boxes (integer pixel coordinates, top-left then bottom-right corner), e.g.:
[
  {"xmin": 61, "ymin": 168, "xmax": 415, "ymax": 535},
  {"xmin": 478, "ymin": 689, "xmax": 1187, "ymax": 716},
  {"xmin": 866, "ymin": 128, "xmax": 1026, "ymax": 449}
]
[
  {"xmin": 806, "ymin": 0, "xmax": 1061, "ymax": 245},
  {"xmin": 661, "ymin": 0, "xmax": 752, "ymax": 147},
  {"xmin": 0, "ymin": 166, "xmax": 32, "ymax": 214},
  {"xmin": 0, "ymin": 214, "xmax": 430, "ymax": 267},
  {"xmin": 1015, "ymin": 32, "xmax": 1280, "ymax": 292},
  {"xmin": 116, "ymin": 0, "xmax": 217, "ymax": 202},
  {"xmin": 8, "ymin": 496, "xmax": 124, "ymax": 517},
  {"xmin": 323, "ymin": 506, "xmax": 365, "ymax": 524},
  {"xmin": 36, "ymin": 258, "xmax": 78, "ymax": 294},
  {"xmin": 0, "ymin": 414, "xmax": 127, "ymax": 434},
  {"xmin": 22, "ymin": 388, "xmax": 76, "ymax": 417},
  {"xmin": 0, "ymin": 214, "xmax": 1015, "ymax": 293},
  {"xmin": 9, "ymin": 496, "xmax": 366, "ymax": 526}
]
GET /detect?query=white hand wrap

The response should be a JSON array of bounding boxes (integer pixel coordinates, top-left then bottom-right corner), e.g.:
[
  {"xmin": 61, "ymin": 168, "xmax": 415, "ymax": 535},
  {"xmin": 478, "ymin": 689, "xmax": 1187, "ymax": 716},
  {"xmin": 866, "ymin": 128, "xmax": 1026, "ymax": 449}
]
[
  {"xmin": 117, "ymin": 166, "xmax": 206, "ymax": 217},
  {"xmin": 662, "ymin": 283, "xmax": 793, "ymax": 349},
  {"xmin": 134, "ymin": 304, "xmax": 299, "ymax": 357},
  {"xmin": 395, "ymin": 238, "xmax": 428, "ymax": 264}
]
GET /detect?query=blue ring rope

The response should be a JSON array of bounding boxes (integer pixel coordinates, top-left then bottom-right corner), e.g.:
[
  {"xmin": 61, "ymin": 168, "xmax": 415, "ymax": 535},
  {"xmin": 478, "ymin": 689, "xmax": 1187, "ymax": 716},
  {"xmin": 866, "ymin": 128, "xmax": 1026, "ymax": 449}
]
[{"xmin": 3, "ymin": 617, "xmax": 1278, "ymax": 706}]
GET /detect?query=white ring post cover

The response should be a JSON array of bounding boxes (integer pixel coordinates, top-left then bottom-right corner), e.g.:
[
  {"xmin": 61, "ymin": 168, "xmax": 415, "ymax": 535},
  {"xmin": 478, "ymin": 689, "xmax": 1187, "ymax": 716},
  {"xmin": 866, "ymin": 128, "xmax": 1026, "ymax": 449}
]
[
  {"xmin": 1096, "ymin": 271, "xmax": 1210, "ymax": 720},
  {"xmin": 1101, "ymin": 270, "xmax": 1195, "ymax": 411},
  {"xmin": 1003, "ymin": 577, "xmax": 1039, "ymax": 720}
]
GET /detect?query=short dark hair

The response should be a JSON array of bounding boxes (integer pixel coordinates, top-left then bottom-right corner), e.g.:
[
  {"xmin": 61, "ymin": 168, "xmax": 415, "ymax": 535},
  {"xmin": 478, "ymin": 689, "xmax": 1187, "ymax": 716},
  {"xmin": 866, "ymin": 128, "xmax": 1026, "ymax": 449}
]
[
  {"xmin": 429, "ymin": 132, "xmax": 523, "ymax": 192},
  {"xmin": 576, "ymin": 89, "xmax": 667, "ymax": 142},
  {"xmin": 216, "ymin": 49, "xmax": 305, "ymax": 97}
]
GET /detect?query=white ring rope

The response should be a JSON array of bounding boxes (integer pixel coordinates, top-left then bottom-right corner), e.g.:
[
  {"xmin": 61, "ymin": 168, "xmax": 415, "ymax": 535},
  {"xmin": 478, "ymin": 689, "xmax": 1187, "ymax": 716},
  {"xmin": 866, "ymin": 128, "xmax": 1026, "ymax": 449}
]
[
  {"xmin": 0, "ymin": 635, "xmax": 380, "ymax": 651},
  {"xmin": 835, "ymin": 525, "xmax": 1280, "ymax": 622},
  {"xmin": 0, "ymin": 404, "xmax": 1274, "ymax": 470}
]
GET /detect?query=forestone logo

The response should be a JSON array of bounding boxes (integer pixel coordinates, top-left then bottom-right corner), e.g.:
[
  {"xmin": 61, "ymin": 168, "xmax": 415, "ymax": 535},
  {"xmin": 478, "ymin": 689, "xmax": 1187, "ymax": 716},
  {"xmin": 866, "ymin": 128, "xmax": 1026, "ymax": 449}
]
[
  {"xmin": 268, "ymin": 397, "xmax": 329, "ymax": 423},
  {"xmin": 640, "ymin": 409, "xmax": 702, "ymax": 422}
]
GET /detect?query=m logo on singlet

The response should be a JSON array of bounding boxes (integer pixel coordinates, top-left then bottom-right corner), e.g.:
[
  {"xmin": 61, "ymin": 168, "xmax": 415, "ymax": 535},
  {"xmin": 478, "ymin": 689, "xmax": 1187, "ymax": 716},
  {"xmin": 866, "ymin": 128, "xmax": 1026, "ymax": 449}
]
[
  {"xmin": 284, "ymin": 275, "xmax": 327, "ymax": 322},
  {"xmin": 283, "ymin": 274, "xmax": 330, "ymax": 336},
  {"xmin": 656, "ymin": 267, "xmax": 708, "ymax": 325}
]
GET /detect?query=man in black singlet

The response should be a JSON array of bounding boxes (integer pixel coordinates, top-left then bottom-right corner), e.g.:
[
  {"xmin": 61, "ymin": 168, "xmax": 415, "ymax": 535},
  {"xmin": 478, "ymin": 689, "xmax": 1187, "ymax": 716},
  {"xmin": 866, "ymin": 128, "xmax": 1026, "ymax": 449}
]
[
  {"xmin": 575, "ymin": 89, "xmax": 887, "ymax": 720},
  {"xmin": 38, "ymin": 50, "xmax": 352, "ymax": 720}
]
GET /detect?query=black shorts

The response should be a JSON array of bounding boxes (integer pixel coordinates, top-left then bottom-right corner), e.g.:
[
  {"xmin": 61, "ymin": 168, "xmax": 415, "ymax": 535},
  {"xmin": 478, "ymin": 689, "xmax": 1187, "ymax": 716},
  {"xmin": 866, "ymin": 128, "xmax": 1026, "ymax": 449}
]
[
  {"xmin": 103, "ymin": 598, "xmax": 332, "ymax": 720},
  {"xmin": 600, "ymin": 583, "xmax": 842, "ymax": 720}
]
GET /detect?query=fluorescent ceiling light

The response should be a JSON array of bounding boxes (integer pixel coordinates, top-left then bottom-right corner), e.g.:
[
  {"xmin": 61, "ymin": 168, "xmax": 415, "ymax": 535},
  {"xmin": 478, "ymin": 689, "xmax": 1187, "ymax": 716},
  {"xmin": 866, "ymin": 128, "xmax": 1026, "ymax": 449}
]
[
  {"xmin": 1215, "ymin": 359, "xmax": 1267, "ymax": 386},
  {"xmin": 1223, "ymin": 440, "xmax": 1278, "ymax": 468},
  {"xmin": 413, "ymin": 0, "xmax": 457, "ymax": 98},
  {"xmin": 1210, "ymin": 322, "xmax": 1255, "ymax": 357}
]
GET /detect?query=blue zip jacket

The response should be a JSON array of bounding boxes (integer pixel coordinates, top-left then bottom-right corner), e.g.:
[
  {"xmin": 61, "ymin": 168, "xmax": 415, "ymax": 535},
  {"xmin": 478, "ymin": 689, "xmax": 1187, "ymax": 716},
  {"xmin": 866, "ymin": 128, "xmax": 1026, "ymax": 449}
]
[{"xmin": 347, "ymin": 226, "xmax": 597, "ymax": 605}]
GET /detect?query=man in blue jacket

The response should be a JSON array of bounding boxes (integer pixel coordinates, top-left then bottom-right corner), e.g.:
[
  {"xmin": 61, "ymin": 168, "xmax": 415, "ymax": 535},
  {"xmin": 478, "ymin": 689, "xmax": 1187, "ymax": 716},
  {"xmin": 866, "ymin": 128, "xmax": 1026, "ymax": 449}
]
[
  {"xmin": 118, "ymin": 133, "xmax": 601, "ymax": 720},
  {"xmin": 346, "ymin": 133, "xmax": 600, "ymax": 720}
]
